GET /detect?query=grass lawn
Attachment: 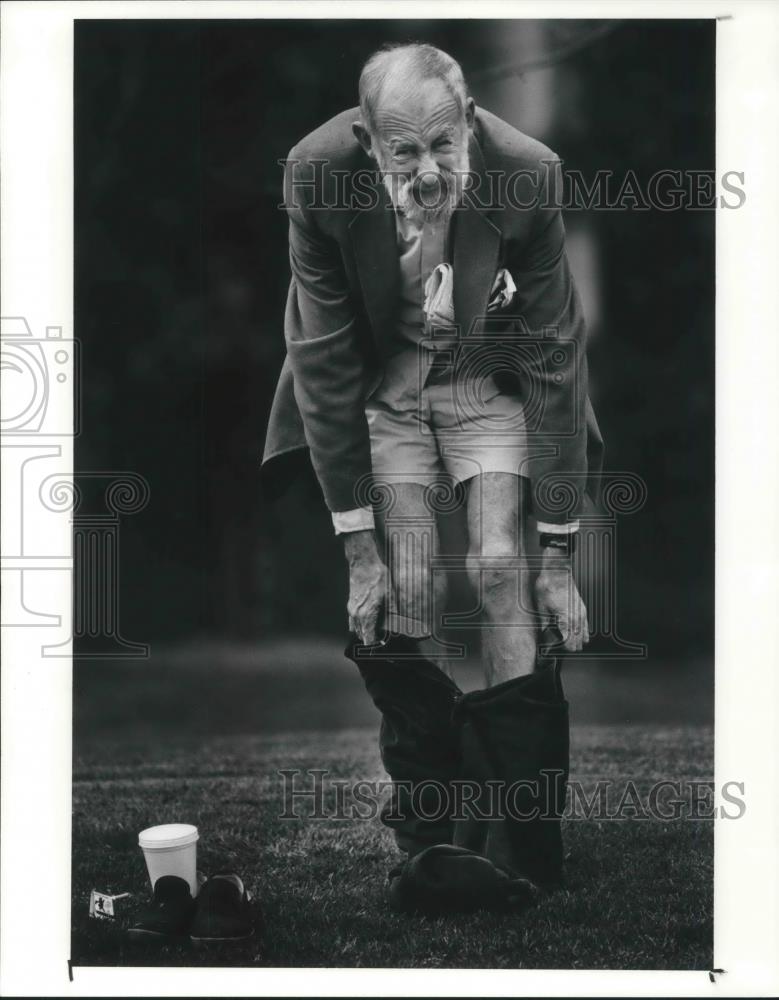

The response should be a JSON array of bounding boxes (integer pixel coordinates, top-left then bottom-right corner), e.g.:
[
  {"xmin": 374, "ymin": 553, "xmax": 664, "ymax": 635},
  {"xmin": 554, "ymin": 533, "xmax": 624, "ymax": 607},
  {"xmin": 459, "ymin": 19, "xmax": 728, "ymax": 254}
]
[{"xmin": 72, "ymin": 723, "xmax": 713, "ymax": 970}]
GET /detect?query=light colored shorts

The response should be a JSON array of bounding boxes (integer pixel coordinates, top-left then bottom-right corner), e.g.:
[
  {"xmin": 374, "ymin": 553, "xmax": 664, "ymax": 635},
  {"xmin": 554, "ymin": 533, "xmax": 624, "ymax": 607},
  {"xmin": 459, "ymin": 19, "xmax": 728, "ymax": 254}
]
[{"xmin": 366, "ymin": 374, "xmax": 530, "ymax": 486}]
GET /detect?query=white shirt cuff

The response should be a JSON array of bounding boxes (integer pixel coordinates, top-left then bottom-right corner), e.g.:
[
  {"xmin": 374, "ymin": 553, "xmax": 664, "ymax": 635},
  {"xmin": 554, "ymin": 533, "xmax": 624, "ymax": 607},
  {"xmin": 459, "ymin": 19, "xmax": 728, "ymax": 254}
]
[
  {"xmin": 332, "ymin": 510, "xmax": 575, "ymax": 535},
  {"xmin": 332, "ymin": 507, "xmax": 376, "ymax": 535},
  {"xmin": 536, "ymin": 519, "xmax": 580, "ymax": 534}
]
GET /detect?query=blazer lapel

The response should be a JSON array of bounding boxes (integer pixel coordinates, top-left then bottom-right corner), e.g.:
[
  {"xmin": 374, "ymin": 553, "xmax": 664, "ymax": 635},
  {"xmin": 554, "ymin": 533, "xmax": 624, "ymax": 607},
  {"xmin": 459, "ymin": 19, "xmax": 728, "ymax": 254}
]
[
  {"xmin": 348, "ymin": 168, "xmax": 399, "ymax": 346},
  {"xmin": 453, "ymin": 133, "xmax": 502, "ymax": 338}
]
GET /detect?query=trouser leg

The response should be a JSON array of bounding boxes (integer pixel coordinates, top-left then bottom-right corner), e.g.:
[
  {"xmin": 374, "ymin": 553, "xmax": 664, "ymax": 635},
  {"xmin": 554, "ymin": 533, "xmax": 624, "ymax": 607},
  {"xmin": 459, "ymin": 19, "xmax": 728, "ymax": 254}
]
[
  {"xmin": 453, "ymin": 651, "xmax": 569, "ymax": 887},
  {"xmin": 346, "ymin": 633, "xmax": 462, "ymax": 856}
]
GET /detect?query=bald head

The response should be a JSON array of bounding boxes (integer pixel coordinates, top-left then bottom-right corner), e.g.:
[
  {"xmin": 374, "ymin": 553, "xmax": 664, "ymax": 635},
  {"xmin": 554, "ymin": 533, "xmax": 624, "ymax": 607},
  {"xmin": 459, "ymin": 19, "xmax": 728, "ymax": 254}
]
[{"xmin": 353, "ymin": 44, "xmax": 474, "ymax": 223}]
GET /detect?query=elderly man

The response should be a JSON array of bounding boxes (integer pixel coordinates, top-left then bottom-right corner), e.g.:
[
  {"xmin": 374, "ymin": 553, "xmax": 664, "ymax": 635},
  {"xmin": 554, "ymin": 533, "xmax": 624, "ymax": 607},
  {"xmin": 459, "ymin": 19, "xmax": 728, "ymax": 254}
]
[{"xmin": 263, "ymin": 43, "xmax": 603, "ymax": 911}]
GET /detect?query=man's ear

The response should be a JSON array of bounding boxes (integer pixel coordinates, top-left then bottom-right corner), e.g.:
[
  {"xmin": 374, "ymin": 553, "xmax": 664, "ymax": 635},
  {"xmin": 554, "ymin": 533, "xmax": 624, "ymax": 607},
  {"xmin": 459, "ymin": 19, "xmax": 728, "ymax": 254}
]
[
  {"xmin": 464, "ymin": 97, "xmax": 475, "ymax": 131},
  {"xmin": 352, "ymin": 121, "xmax": 374, "ymax": 157}
]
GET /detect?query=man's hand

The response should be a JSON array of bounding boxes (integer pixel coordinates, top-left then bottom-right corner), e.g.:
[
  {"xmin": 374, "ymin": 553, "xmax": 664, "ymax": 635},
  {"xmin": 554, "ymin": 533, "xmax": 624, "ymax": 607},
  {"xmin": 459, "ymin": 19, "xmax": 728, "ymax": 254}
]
[
  {"xmin": 535, "ymin": 548, "xmax": 589, "ymax": 652},
  {"xmin": 343, "ymin": 530, "xmax": 387, "ymax": 645}
]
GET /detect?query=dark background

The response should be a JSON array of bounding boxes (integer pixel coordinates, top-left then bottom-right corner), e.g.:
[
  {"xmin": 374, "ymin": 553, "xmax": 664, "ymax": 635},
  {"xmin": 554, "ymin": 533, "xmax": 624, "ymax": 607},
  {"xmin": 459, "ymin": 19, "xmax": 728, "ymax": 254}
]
[{"xmin": 74, "ymin": 20, "xmax": 714, "ymax": 725}]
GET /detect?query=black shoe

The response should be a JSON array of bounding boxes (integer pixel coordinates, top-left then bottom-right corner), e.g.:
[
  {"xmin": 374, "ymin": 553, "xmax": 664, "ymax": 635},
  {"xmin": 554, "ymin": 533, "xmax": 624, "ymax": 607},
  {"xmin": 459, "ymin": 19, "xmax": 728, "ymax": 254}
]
[
  {"xmin": 189, "ymin": 874, "xmax": 254, "ymax": 943},
  {"xmin": 127, "ymin": 875, "xmax": 195, "ymax": 940},
  {"xmin": 388, "ymin": 843, "xmax": 540, "ymax": 915}
]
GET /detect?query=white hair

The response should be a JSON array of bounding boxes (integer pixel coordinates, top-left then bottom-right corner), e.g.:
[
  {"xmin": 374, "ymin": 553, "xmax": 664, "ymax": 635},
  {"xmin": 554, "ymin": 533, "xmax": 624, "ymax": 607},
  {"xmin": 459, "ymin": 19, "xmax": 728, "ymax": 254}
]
[{"xmin": 358, "ymin": 43, "xmax": 469, "ymax": 132}]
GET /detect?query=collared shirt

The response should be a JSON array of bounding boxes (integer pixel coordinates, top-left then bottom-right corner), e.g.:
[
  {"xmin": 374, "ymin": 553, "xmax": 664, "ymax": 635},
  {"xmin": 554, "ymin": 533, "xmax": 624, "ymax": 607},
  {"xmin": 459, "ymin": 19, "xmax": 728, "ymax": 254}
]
[
  {"xmin": 367, "ymin": 211, "xmax": 452, "ymax": 410},
  {"xmin": 395, "ymin": 211, "xmax": 450, "ymax": 347}
]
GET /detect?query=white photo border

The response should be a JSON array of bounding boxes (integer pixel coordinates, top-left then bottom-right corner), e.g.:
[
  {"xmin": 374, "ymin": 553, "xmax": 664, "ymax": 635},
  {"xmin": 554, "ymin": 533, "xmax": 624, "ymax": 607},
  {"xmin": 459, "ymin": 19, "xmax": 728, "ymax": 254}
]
[{"xmin": 1, "ymin": 1, "xmax": 777, "ymax": 995}]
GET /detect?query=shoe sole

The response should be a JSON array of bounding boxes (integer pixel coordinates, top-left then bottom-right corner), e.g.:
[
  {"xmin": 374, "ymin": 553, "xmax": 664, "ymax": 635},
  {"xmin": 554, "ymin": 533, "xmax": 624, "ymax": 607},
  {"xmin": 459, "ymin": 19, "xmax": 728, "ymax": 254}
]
[
  {"xmin": 126, "ymin": 928, "xmax": 181, "ymax": 941},
  {"xmin": 190, "ymin": 931, "xmax": 253, "ymax": 944}
]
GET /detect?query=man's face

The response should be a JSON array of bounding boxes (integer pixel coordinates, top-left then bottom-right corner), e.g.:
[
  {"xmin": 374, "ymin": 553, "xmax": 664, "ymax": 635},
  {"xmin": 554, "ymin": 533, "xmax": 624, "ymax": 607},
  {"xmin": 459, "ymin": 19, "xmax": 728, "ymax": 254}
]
[{"xmin": 367, "ymin": 77, "xmax": 472, "ymax": 224}]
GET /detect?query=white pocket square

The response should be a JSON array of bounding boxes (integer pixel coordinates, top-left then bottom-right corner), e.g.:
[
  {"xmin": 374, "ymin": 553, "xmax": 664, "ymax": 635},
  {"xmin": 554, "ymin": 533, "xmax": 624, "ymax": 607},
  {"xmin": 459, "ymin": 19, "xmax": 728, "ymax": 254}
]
[
  {"xmin": 423, "ymin": 263, "xmax": 455, "ymax": 329},
  {"xmin": 488, "ymin": 267, "xmax": 516, "ymax": 311},
  {"xmin": 423, "ymin": 264, "xmax": 516, "ymax": 330}
]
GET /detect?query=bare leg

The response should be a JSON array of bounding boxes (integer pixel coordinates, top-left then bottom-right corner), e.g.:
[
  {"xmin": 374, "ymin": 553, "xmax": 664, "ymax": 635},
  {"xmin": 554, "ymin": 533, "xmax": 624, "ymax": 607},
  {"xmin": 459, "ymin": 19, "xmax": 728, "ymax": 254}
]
[
  {"xmin": 465, "ymin": 472, "xmax": 537, "ymax": 685},
  {"xmin": 373, "ymin": 482, "xmax": 448, "ymax": 647}
]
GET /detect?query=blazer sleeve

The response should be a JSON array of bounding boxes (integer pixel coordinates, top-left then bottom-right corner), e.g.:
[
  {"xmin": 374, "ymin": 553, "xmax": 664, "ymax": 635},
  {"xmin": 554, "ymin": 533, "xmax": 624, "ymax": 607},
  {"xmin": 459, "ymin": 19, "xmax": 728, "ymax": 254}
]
[
  {"xmin": 508, "ymin": 157, "xmax": 590, "ymax": 525},
  {"xmin": 283, "ymin": 151, "xmax": 373, "ymax": 513}
]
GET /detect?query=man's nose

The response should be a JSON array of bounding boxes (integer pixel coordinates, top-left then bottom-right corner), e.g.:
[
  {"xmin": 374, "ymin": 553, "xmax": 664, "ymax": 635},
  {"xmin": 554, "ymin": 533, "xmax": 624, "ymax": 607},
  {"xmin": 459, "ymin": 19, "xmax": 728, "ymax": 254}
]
[{"xmin": 416, "ymin": 157, "xmax": 441, "ymax": 189}]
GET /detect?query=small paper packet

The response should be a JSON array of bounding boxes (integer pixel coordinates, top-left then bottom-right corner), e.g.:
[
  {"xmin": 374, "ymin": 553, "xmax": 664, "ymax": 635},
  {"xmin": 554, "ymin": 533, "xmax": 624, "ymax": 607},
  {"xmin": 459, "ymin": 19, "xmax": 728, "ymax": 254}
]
[{"xmin": 89, "ymin": 889, "xmax": 132, "ymax": 921}]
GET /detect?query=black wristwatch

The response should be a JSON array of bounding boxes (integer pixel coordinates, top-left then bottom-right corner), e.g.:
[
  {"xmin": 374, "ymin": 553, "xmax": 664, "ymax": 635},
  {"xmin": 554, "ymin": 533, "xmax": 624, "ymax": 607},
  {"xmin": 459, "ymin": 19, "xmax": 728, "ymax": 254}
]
[{"xmin": 539, "ymin": 532, "xmax": 578, "ymax": 557}]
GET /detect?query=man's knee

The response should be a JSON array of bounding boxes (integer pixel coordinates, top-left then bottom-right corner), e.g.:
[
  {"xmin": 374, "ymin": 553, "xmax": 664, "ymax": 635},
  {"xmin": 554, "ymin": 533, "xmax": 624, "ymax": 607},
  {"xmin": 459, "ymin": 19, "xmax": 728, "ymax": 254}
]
[
  {"xmin": 466, "ymin": 552, "xmax": 514, "ymax": 596},
  {"xmin": 466, "ymin": 542, "xmax": 528, "ymax": 618},
  {"xmin": 466, "ymin": 542, "xmax": 536, "ymax": 621}
]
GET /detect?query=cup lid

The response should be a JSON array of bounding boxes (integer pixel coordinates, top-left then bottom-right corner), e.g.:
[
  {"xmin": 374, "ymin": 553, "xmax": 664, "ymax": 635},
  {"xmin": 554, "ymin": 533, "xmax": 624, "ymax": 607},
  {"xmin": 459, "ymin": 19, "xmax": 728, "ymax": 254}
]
[{"xmin": 138, "ymin": 823, "xmax": 199, "ymax": 849}]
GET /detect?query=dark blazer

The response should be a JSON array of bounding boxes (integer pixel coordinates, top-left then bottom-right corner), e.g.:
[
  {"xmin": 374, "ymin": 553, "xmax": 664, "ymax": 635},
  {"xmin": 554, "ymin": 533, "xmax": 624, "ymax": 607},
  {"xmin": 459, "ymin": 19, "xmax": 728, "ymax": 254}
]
[{"xmin": 262, "ymin": 106, "xmax": 603, "ymax": 524}]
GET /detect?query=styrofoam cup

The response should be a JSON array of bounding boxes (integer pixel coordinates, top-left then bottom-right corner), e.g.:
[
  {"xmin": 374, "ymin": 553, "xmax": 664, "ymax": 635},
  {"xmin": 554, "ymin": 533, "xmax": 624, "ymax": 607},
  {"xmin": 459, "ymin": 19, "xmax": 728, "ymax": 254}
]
[{"xmin": 138, "ymin": 824, "xmax": 199, "ymax": 896}]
